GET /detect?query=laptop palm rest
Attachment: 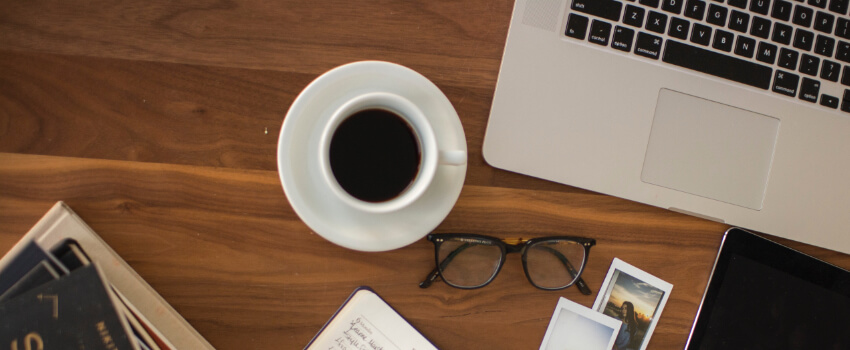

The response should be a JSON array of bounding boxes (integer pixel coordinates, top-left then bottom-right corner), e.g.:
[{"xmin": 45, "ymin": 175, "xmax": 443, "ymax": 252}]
[{"xmin": 641, "ymin": 89, "xmax": 780, "ymax": 210}]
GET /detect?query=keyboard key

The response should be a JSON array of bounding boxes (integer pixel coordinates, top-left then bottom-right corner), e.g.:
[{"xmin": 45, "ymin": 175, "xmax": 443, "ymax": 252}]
[
  {"xmin": 772, "ymin": 23, "xmax": 793, "ymax": 44},
  {"xmin": 793, "ymin": 29, "xmax": 815, "ymax": 50},
  {"xmin": 792, "ymin": 5, "xmax": 814, "ymax": 26},
  {"xmin": 669, "ymin": 17, "xmax": 691, "ymax": 39},
  {"xmin": 836, "ymin": 18, "xmax": 850, "ymax": 39},
  {"xmin": 662, "ymin": 0, "xmax": 685, "ymax": 13},
  {"xmin": 779, "ymin": 47, "xmax": 800, "ymax": 69},
  {"xmin": 842, "ymin": 65, "xmax": 850, "ymax": 85},
  {"xmin": 707, "ymin": 4, "xmax": 729, "ymax": 25},
  {"xmin": 663, "ymin": 39, "xmax": 773, "ymax": 89},
  {"xmin": 589, "ymin": 20, "xmax": 613, "ymax": 46},
  {"xmin": 821, "ymin": 94, "xmax": 839, "ymax": 108},
  {"xmin": 750, "ymin": 16, "xmax": 773, "ymax": 38},
  {"xmin": 750, "ymin": 0, "xmax": 772, "ymax": 14},
  {"xmin": 571, "ymin": 0, "xmax": 624, "ymax": 21},
  {"xmin": 829, "ymin": 0, "xmax": 848, "ymax": 14},
  {"xmin": 566, "ymin": 14, "xmax": 591, "ymax": 39},
  {"xmin": 729, "ymin": 10, "xmax": 751, "ymax": 31},
  {"xmin": 773, "ymin": 70, "xmax": 800, "ymax": 96},
  {"xmin": 837, "ymin": 41, "xmax": 850, "ymax": 62},
  {"xmin": 564, "ymin": 13, "xmax": 590, "ymax": 40},
  {"xmin": 799, "ymin": 77, "xmax": 820, "ymax": 102},
  {"xmin": 813, "ymin": 11, "xmax": 835, "ymax": 33},
  {"xmin": 800, "ymin": 53, "xmax": 821, "ymax": 74},
  {"xmin": 815, "ymin": 34, "xmax": 836, "ymax": 56},
  {"xmin": 692, "ymin": 23, "xmax": 714, "ymax": 44},
  {"xmin": 809, "ymin": 0, "xmax": 828, "ymax": 8},
  {"xmin": 647, "ymin": 11, "xmax": 669, "ymax": 33},
  {"xmin": 771, "ymin": 0, "xmax": 793, "ymax": 20},
  {"xmin": 820, "ymin": 59, "xmax": 841, "ymax": 81},
  {"xmin": 624, "ymin": 5, "xmax": 646, "ymax": 27},
  {"xmin": 729, "ymin": 0, "xmax": 749, "ymax": 8},
  {"xmin": 635, "ymin": 32, "xmax": 664, "ymax": 58},
  {"xmin": 757, "ymin": 41, "xmax": 779, "ymax": 63},
  {"xmin": 640, "ymin": 0, "xmax": 661, "ymax": 7},
  {"xmin": 713, "ymin": 29, "xmax": 736, "ymax": 51},
  {"xmin": 612, "ymin": 26, "xmax": 636, "ymax": 51},
  {"xmin": 839, "ymin": 91, "xmax": 850, "ymax": 110},
  {"xmin": 735, "ymin": 36, "xmax": 758, "ymax": 57},
  {"xmin": 685, "ymin": 0, "xmax": 708, "ymax": 19}
]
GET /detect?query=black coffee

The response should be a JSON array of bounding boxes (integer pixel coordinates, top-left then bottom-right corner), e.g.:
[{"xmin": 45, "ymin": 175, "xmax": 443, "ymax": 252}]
[{"xmin": 329, "ymin": 109, "xmax": 421, "ymax": 202}]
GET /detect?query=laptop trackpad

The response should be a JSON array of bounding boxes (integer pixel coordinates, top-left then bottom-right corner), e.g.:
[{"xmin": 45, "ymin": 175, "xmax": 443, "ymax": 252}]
[{"xmin": 641, "ymin": 89, "xmax": 780, "ymax": 210}]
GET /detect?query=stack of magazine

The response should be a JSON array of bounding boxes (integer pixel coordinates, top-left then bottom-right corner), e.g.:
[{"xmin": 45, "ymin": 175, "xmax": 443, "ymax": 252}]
[{"xmin": 0, "ymin": 202, "xmax": 214, "ymax": 349}]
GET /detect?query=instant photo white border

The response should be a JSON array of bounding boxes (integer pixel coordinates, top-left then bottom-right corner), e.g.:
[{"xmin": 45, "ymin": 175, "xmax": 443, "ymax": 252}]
[
  {"xmin": 539, "ymin": 297, "xmax": 622, "ymax": 350},
  {"xmin": 592, "ymin": 258, "xmax": 673, "ymax": 350}
]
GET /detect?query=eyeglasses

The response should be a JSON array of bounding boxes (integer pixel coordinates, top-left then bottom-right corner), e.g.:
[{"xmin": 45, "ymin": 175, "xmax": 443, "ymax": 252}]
[{"xmin": 419, "ymin": 233, "xmax": 595, "ymax": 294}]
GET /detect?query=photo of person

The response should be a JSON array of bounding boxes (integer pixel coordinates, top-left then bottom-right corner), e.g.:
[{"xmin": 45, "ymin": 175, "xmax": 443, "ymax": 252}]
[
  {"xmin": 612, "ymin": 301, "xmax": 638, "ymax": 350},
  {"xmin": 593, "ymin": 259, "xmax": 673, "ymax": 350}
]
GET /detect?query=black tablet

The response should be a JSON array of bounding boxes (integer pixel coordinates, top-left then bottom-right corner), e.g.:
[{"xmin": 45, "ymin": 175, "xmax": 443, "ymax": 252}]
[{"xmin": 685, "ymin": 227, "xmax": 850, "ymax": 350}]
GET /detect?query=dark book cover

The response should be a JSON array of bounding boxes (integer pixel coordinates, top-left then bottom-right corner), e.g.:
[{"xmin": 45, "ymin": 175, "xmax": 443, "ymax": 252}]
[
  {"xmin": 0, "ymin": 260, "xmax": 60, "ymax": 302},
  {"xmin": 0, "ymin": 242, "xmax": 68, "ymax": 296},
  {"xmin": 0, "ymin": 264, "xmax": 137, "ymax": 350}
]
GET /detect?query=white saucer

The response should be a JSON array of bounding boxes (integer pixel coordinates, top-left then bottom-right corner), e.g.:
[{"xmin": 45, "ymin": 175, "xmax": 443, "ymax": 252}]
[{"xmin": 277, "ymin": 61, "xmax": 467, "ymax": 252}]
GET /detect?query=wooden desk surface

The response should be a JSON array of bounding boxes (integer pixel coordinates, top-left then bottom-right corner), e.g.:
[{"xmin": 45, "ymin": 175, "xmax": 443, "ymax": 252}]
[{"xmin": 1, "ymin": 1, "xmax": 849, "ymax": 348}]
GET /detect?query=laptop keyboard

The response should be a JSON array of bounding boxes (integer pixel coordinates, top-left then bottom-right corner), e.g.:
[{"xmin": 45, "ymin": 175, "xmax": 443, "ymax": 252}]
[{"xmin": 566, "ymin": 0, "xmax": 850, "ymax": 111}]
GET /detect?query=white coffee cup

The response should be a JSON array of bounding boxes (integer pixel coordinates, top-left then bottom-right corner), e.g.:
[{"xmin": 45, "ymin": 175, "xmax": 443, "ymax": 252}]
[{"xmin": 318, "ymin": 92, "xmax": 466, "ymax": 214}]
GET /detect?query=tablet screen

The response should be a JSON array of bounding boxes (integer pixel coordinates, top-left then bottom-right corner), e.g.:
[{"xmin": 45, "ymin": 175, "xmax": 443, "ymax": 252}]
[{"xmin": 686, "ymin": 228, "xmax": 850, "ymax": 350}]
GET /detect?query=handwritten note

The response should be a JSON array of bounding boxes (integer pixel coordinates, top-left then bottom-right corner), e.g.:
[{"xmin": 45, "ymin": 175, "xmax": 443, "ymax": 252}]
[
  {"xmin": 306, "ymin": 288, "xmax": 437, "ymax": 350},
  {"xmin": 328, "ymin": 315, "xmax": 394, "ymax": 350}
]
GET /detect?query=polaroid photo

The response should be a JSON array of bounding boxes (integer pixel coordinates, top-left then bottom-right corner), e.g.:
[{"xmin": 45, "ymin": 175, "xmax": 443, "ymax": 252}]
[
  {"xmin": 592, "ymin": 258, "xmax": 673, "ymax": 350},
  {"xmin": 539, "ymin": 297, "xmax": 622, "ymax": 350}
]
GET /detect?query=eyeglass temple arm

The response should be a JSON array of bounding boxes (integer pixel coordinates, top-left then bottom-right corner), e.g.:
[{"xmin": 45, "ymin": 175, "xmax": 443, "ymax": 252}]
[
  {"xmin": 419, "ymin": 267, "xmax": 441, "ymax": 288},
  {"xmin": 540, "ymin": 246, "xmax": 592, "ymax": 295},
  {"xmin": 419, "ymin": 242, "xmax": 473, "ymax": 288}
]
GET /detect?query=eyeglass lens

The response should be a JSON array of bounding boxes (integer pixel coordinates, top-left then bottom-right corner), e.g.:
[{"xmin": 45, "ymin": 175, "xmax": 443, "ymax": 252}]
[
  {"xmin": 437, "ymin": 240, "xmax": 503, "ymax": 288},
  {"xmin": 524, "ymin": 240, "xmax": 586, "ymax": 289},
  {"xmin": 436, "ymin": 237, "xmax": 587, "ymax": 289}
]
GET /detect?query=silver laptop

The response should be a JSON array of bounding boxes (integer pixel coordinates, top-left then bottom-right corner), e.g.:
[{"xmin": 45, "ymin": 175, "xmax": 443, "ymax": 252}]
[{"xmin": 484, "ymin": 0, "xmax": 850, "ymax": 254}]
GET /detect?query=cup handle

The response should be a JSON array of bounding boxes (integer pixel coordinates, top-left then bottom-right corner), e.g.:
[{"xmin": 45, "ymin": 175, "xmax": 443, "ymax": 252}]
[{"xmin": 439, "ymin": 150, "xmax": 467, "ymax": 166}]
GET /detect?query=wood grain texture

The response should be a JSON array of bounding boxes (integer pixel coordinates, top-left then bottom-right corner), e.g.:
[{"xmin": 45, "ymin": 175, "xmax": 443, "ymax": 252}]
[
  {"xmin": 0, "ymin": 0, "xmax": 510, "ymax": 88},
  {"xmin": 4, "ymin": 153, "xmax": 847, "ymax": 349},
  {"xmin": 0, "ymin": 49, "xmax": 566, "ymax": 192},
  {"xmin": 1, "ymin": 0, "xmax": 849, "ymax": 349},
  {"xmin": 0, "ymin": 152, "xmax": 728, "ymax": 349}
]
